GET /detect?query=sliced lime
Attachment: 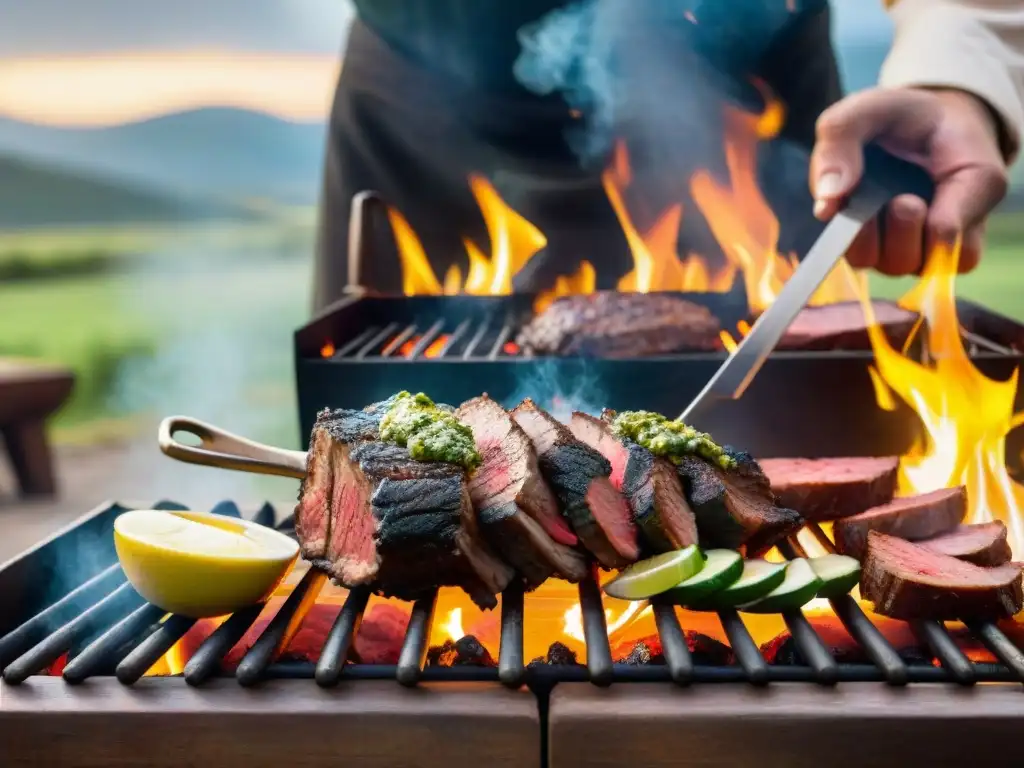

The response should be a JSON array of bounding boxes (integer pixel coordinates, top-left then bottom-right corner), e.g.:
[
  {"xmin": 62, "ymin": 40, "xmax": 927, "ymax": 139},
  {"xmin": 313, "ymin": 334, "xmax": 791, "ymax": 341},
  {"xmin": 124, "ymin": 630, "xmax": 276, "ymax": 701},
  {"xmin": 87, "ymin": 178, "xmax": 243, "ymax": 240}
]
[
  {"xmin": 664, "ymin": 550, "xmax": 743, "ymax": 603},
  {"xmin": 739, "ymin": 559, "xmax": 823, "ymax": 614},
  {"xmin": 683, "ymin": 559, "xmax": 787, "ymax": 611},
  {"xmin": 809, "ymin": 554, "xmax": 861, "ymax": 598},
  {"xmin": 603, "ymin": 545, "xmax": 705, "ymax": 600}
]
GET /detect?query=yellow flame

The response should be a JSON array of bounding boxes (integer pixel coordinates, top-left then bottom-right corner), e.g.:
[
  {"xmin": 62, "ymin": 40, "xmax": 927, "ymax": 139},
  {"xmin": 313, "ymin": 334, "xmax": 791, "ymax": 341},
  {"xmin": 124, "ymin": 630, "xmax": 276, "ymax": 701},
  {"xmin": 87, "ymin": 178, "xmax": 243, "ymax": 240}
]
[
  {"xmin": 442, "ymin": 607, "xmax": 465, "ymax": 641},
  {"xmin": 864, "ymin": 239, "xmax": 1024, "ymax": 557},
  {"xmin": 561, "ymin": 600, "xmax": 653, "ymax": 643}
]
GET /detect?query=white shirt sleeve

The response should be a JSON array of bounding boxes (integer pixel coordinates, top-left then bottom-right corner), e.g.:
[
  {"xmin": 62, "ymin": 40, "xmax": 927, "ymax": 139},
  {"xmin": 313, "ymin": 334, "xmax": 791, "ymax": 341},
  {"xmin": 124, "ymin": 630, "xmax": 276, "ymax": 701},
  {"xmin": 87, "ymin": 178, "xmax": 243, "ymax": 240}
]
[{"xmin": 879, "ymin": 0, "xmax": 1024, "ymax": 162}]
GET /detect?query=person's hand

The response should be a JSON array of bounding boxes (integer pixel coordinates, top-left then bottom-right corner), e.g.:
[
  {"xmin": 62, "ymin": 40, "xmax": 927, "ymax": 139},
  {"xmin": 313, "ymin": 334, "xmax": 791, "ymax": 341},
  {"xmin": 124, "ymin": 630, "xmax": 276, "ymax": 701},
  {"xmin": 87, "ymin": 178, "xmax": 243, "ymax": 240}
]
[{"xmin": 809, "ymin": 87, "xmax": 1008, "ymax": 275}]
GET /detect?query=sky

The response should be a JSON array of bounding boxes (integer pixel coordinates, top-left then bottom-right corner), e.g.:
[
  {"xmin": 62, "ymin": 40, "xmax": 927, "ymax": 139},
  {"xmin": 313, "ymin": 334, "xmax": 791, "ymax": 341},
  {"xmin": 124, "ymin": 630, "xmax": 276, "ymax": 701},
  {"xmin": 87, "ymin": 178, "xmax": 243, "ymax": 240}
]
[{"xmin": 0, "ymin": 0, "xmax": 889, "ymax": 127}]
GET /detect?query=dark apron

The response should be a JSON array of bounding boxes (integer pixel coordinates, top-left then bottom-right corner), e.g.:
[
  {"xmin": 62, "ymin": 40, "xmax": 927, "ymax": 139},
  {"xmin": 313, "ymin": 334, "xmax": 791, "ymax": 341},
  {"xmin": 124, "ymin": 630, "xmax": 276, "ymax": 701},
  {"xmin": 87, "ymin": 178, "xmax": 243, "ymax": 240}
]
[{"xmin": 312, "ymin": 5, "xmax": 842, "ymax": 311}]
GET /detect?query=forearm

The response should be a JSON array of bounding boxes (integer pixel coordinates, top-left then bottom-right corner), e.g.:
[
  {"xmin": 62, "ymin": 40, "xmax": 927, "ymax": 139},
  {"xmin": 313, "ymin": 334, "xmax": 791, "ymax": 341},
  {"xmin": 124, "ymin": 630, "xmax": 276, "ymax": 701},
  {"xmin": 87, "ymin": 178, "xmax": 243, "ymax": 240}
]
[{"xmin": 879, "ymin": 0, "xmax": 1024, "ymax": 162}]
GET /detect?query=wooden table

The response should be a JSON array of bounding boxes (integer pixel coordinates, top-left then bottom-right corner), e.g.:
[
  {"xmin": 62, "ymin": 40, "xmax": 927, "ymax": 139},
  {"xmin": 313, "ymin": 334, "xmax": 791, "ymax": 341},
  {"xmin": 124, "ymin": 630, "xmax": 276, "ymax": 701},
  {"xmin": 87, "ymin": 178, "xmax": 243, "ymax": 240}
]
[
  {"xmin": 0, "ymin": 358, "xmax": 74, "ymax": 496},
  {"xmin": 0, "ymin": 678, "xmax": 540, "ymax": 767}
]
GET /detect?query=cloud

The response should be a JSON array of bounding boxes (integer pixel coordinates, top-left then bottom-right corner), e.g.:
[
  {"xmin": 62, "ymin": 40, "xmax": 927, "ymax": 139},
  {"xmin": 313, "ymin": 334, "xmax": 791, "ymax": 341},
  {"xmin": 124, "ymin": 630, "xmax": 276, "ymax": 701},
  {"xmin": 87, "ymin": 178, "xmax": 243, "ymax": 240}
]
[{"xmin": 0, "ymin": 0, "xmax": 355, "ymax": 57}]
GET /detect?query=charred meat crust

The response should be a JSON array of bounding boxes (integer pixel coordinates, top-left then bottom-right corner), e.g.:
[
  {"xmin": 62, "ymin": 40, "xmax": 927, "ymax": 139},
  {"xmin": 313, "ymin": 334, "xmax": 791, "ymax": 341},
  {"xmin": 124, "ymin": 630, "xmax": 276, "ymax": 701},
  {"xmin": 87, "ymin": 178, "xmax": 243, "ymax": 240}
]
[
  {"xmin": 569, "ymin": 411, "xmax": 698, "ymax": 554},
  {"xmin": 457, "ymin": 396, "xmax": 587, "ymax": 586},
  {"xmin": 677, "ymin": 449, "xmax": 804, "ymax": 556},
  {"xmin": 834, "ymin": 486, "xmax": 967, "ymax": 560},
  {"xmin": 518, "ymin": 292, "xmax": 722, "ymax": 357},
  {"xmin": 511, "ymin": 398, "xmax": 639, "ymax": 568},
  {"xmin": 861, "ymin": 531, "xmax": 1024, "ymax": 621}
]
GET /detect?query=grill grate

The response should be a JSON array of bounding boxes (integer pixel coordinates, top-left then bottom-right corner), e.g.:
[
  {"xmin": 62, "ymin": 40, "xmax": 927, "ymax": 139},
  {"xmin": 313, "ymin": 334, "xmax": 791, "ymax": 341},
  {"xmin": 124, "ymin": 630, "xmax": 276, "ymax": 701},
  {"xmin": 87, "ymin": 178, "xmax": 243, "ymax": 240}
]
[
  {"xmin": 323, "ymin": 314, "xmax": 524, "ymax": 362},
  {"xmin": 4, "ymin": 501, "xmax": 1024, "ymax": 690}
]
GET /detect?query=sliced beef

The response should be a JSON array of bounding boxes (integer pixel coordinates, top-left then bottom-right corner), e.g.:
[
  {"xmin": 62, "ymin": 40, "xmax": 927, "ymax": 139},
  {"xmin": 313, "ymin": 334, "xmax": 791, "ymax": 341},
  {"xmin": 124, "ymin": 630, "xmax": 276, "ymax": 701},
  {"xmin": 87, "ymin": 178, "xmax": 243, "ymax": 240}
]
[
  {"xmin": 511, "ymin": 398, "xmax": 639, "ymax": 568},
  {"xmin": 517, "ymin": 291, "xmax": 721, "ymax": 357},
  {"xmin": 918, "ymin": 522, "xmax": 1013, "ymax": 567},
  {"xmin": 833, "ymin": 486, "xmax": 967, "ymax": 560},
  {"xmin": 677, "ymin": 450, "xmax": 804, "ymax": 556},
  {"xmin": 457, "ymin": 396, "xmax": 588, "ymax": 587},
  {"xmin": 294, "ymin": 406, "xmax": 385, "ymax": 564},
  {"xmin": 860, "ymin": 531, "xmax": 1024, "ymax": 621},
  {"xmin": 777, "ymin": 300, "xmax": 919, "ymax": 351},
  {"xmin": 759, "ymin": 456, "xmax": 899, "ymax": 522},
  {"xmin": 295, "ymin": 403, "xmax": 513, "ymax": 609},
  {"xmin": 569, "ymin": 411, "xmax": 698, "ymax": 553}
]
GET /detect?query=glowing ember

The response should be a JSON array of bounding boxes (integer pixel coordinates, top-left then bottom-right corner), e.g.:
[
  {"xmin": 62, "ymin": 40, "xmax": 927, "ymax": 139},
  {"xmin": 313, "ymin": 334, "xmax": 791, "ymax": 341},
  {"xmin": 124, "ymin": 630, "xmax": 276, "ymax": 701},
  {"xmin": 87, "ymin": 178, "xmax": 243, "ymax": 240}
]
[
  {"xmin": 864, "ymin": 240, "xmax": 1024, "ymax": 558},
  {"xmin": 320, "ymin": 342, "xmax": 335, "ymax": 358}
]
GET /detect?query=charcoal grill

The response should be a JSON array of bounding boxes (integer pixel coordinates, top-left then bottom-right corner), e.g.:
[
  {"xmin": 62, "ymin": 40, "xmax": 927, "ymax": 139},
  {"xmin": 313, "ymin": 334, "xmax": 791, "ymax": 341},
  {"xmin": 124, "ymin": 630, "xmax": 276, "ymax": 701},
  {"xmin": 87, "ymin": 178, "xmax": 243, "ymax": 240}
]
[{"xmin": 4, "ymin": 501, "xmax": 1024, "ymax": 768}]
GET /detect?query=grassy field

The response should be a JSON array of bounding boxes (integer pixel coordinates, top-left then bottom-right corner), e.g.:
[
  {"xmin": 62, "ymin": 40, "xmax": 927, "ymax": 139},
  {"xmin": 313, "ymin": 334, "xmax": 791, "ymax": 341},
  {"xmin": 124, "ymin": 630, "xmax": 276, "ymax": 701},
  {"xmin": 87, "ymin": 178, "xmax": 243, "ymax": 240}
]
[{"xmin": 1, "ymin": 210, "xmax": 1022, "ymax": 450}]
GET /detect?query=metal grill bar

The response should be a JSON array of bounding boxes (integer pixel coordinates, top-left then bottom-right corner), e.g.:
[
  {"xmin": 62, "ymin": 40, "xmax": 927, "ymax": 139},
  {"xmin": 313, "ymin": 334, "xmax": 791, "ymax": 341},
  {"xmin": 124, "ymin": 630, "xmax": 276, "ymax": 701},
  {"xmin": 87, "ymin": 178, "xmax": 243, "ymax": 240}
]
[
  {"xmin": 235, "ymin": 568, "xmax": 325, "ymax": 687},
  {"xmin": 334, "ymin": 327, "xmax": 379, "ymax": 359},
  {"xmin": 116, "ymin": 614, "xmax": 197, "ymax": 685},
  {"xmin": 967, "ymin": 621, "xmax": 1024, "ymax": 681},
  {"xmin": 651, "ymin": 600, "xmax": 693, "ymax": 685},
  {"xmin": 61, "ymin": 603, "xmax": 166, "ymax": 683},
  {"xmin": 0, "ymin": 563, "xmax": 125, "ymax": 668},
  {"xmin": 355, "ymin": 323, "xmax": 400, "ymax": 359},
  {"xmin": 718, "ymin": 609, "xmax": 769, "ymax": 686},
  {"xmin": 577, "ymin": 575, "xmax": 614, "ymax": 686},
  {"xmin": 408, "ymin": 320, "xmax": 445, "ymax": 359},
  {"xmin": 380, "ymin": 325, "xmax": 418, "ymax": 357},
  {"xmin": 462, "ymin": 317, "xmax": 493, "ymax": 359},
  {"xmin": 781, "ymin": 610, "xmax": 839, "ymax": 685},
  {"xmin": 396, "ymin": 591, "xmax": 437, "ymax": 687},
  {"xmin": 914, "ymin": 621, "xmax": 976, "ymax": 685},
  {"xmin": 315, "ymin": 585, "xmax": 371, "ymax": 687},
  {"xmin": 2, "ymin": 582, "xmax": 144, "ymax": 685},
  {"xmin": 488, "ymin": 319, "xmax": 514, "ymax": 360},
  {"xmin": 437, "ymin": 318, "xmax": 472, "ymax": 358},
  {"xmin": 183, "ymin": 603, "xmax": 264, "ymax": 686},
  {"xmin": 498, "ymin": 582, "xmax": 526, "ymax": 688}
]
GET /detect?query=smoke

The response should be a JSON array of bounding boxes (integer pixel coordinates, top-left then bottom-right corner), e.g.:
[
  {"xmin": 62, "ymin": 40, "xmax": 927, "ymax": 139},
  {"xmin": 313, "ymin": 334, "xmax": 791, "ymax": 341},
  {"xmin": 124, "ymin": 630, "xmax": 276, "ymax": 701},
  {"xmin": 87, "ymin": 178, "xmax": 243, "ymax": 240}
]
[
  {"xmin": 104, "ymin": 230, "xmax": 309, "ymax": 511},
  {"xmin": 502, "ymin": 358, "xmax": 607, "ymax": 423}
]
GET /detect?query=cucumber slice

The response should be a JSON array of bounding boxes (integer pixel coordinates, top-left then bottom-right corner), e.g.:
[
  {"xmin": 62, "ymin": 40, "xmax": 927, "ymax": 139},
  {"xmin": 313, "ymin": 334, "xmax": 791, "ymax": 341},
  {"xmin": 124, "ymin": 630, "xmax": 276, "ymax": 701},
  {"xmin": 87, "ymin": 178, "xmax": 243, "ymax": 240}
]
[
  {"xmin": 738, "ymin": 559, "xmax": 823, "ymax": 614},
  {"xmin": 809, "ymin": 554, "xmax": 861, "ymax": 598},
  {"xmin": 603, "ymin": 545, "xmax": 704, "ymax": 600},
  {"xmin": 683, "ymin": 559, "xmax": 787, "ymax": 610},
  {"xmin": 664, "ymin": 550, "xmax": 743, "ymax": 603}
]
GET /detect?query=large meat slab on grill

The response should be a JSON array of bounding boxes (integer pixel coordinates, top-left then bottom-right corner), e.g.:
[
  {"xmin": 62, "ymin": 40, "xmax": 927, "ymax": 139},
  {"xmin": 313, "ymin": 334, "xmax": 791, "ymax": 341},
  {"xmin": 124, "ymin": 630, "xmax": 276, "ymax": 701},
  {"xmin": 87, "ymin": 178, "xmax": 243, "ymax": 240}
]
[
  {"xmin": 517, "ymin": 291, "xmax": 721, "ymax": 357},
  {"xmin": 294, "ymin": 400, "xmax": 514, "ymax": 608},
  {"xmin": 456, "ymin": 395, "xmax": 588, "ymax": 587},
  {"xmin": 569, "ymin": 411, "xmax": 698, "ymax": 553},
  {"xmin": 760, "ymin": 456, "xmax": 899, "ymax": 522},
  {"xmin": 676, "ymin": 450, "xmax": 804, "ymax": 556},
  {"xmin": 861, "ymin": 531, "xmax": 1024, "ymax": 620},
  {"xmin": 833, "ymin": 486, "xmax": 967, "ymax": 560},
  {"xmin": 511, "ymin": 398, "xmax": 639, "ymax": 568},
  {"xmin": 918, "ymin": 522, "xmax": 1013, "ymax": 567},
  {"xmin": 777, "ymin": 300, "xmax": 919, "ymax": 351}
]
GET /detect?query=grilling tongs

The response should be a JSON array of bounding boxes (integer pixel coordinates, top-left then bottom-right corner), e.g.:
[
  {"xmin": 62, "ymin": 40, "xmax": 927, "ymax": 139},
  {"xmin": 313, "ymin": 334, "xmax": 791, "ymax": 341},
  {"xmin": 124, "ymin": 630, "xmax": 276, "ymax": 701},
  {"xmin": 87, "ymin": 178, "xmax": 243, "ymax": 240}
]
[{"xmin": 678, "ymin": 144, "xmax": 935, "ymax": 427}]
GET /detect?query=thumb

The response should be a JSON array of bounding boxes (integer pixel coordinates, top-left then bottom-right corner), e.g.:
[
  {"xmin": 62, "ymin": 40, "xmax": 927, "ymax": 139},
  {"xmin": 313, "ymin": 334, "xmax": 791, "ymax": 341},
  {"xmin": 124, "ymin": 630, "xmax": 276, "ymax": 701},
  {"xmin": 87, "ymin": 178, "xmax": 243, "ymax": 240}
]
[{"xmin": 810, "ymin": 89, "xmax": 938, "ymax": 220}]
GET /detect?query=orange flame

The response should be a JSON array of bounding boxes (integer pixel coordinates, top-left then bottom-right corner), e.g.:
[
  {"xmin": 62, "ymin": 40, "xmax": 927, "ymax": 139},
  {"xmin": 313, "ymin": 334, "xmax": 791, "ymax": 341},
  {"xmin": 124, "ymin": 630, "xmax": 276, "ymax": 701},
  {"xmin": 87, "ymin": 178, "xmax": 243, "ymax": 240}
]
[
  {"xmin": 388, "ymin": 174, "xmax": 546, "ymax": 298},
  {"xmin": 320, "ymin": 342, "xmax": 335, "ymax": 358},
  {"xmin": 865, "ymin": 240, "xmax": 1024, "ymax": 557}
]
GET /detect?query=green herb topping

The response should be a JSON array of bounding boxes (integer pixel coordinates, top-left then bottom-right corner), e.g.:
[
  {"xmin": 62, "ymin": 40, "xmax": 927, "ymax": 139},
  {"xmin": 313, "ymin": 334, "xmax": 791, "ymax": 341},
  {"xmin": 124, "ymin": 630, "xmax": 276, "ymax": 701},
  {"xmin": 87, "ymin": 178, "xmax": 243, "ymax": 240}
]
[
  {"xmin": 379, "ymin": 391, "xmax": 482, "ymax": 470},
  {"xmin": 610, "ymin": 410, "xmax": 735, "ymax": 470}
]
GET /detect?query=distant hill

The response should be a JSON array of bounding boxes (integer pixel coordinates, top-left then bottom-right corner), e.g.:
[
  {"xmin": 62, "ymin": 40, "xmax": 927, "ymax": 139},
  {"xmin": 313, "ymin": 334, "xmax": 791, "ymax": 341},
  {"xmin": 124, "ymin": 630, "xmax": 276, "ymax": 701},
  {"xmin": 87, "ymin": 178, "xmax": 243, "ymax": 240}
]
[
  {"xmin": 0, "ymin": 154, "xmax": 247, "ymax": 228},
  {"xmin": 0, "ymin": 108, "xmax": 327, "ymax": 206}
]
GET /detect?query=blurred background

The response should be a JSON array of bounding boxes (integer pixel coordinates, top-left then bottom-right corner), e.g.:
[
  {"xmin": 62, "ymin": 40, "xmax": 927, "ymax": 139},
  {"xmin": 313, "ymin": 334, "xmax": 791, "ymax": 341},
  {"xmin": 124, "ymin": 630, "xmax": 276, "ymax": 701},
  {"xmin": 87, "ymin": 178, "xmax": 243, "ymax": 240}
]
[{"xmin": 1, "ymin": 0, "xmax": 1022, "ymax": 545}]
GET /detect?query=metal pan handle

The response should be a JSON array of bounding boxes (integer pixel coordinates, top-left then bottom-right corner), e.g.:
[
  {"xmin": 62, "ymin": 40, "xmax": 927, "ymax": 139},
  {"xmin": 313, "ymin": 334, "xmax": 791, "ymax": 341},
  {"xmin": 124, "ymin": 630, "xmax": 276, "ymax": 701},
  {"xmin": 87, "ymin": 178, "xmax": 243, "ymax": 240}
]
[{"xmin": 158, "ymin": 416, "xmax": 307, "ymax": 479}]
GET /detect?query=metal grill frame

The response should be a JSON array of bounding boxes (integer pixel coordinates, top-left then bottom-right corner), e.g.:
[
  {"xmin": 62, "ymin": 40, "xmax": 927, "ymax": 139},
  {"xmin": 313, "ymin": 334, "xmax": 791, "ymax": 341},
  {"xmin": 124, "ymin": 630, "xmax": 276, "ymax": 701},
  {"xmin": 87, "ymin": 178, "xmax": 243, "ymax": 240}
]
[{"xmin": 4, "ymin": 500, "xmax": 1024, "ymax": 691}]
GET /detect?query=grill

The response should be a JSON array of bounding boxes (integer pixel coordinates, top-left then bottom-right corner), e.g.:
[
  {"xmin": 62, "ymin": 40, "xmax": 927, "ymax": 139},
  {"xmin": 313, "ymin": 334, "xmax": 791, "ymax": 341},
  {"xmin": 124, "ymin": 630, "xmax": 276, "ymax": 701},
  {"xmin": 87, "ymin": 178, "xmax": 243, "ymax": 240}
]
[{"xmin": 4, "ymin": 500, "xmax": 1024, "ymax": 693}]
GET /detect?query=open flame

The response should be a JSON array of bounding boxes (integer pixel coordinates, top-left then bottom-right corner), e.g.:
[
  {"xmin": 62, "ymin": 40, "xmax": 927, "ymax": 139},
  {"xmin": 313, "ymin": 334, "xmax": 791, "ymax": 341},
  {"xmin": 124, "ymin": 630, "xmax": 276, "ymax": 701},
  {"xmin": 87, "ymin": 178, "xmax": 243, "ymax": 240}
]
[{"xmin": 865, "ymin": 241, "xmax": 1024, "ymax": 558}]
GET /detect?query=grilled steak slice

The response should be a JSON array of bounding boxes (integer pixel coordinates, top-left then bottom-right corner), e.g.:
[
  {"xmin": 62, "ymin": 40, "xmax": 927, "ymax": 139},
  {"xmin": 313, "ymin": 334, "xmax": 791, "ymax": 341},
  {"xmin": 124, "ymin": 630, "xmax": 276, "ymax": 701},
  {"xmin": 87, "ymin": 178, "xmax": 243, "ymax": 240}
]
[
  {"xmin": 777, "ymin": 300, "xmax": 918, "ymax": 351},
  {"xmin": 511, "ymin": 398, "xmax": 639, "ymax": 568},
  {"xmin": 517, "ymin": 291, "xmax": 721, "ymax": 357},
  {"xmin": 569, "ymin": 411, "xmax": 697, "ymax": 553},
  {"xmin": 759, "ymin": 456, "xmax": 899, "ymax": 523},
  {"xmin": 918, "ymin": 522, "xmax": 1013, "ymax": 567},
  {"xmin": 834, "ymin": 486, "xmax": 967, "ymax": 560},
  {"xmin": 677, "ymin": 451, "xmax": 804, "ymax": 556},
  {"xmin": 861, "ymin": 531, "xmax": 1024, "ymax": 621},
  {"xmin": 457, "ymin": 396, "xmax": 588, "ymax": 587},
  {"xmin": 294, "ymin": 406, "xmax": 385, "ymax": 562}
]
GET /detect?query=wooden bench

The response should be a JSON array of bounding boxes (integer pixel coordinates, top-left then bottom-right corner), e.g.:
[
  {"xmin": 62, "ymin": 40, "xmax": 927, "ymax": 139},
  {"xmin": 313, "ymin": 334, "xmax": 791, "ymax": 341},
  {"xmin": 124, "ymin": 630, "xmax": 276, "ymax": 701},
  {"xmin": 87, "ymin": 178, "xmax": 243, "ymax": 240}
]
[{"xmin": 0, "ymin": 359, "xmax": 74, "ymax": 497}]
